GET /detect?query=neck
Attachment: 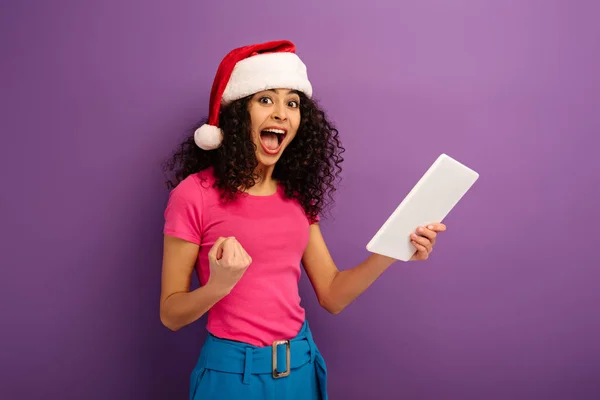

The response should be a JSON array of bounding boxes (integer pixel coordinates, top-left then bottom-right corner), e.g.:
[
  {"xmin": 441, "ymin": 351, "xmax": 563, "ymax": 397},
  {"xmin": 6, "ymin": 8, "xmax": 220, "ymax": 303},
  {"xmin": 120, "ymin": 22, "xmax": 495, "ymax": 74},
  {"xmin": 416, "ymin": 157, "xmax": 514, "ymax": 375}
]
[
  {"xmin": 254, "ymin": 164, "xmax": 274, "ymax": 182},
  {"xmin": 245, "ymin": 164, "xmax": 277, "ymax": 196}
]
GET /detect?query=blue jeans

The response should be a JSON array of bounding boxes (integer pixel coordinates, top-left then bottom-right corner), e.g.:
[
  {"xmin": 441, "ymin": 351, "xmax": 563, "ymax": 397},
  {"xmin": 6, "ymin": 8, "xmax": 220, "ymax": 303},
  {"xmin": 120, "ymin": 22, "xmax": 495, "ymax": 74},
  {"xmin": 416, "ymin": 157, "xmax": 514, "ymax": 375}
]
[{"xmin": 189, "ymin": 320, "xmax": 328, "ymax": 400}]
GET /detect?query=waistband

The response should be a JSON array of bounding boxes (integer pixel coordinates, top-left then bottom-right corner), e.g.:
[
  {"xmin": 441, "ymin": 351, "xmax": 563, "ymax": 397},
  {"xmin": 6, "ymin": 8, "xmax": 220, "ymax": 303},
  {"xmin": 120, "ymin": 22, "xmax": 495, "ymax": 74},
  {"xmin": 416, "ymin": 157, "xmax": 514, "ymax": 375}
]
[{"xmin": 197, "ymin": 320, "xmax": 317, "ymax": 384}]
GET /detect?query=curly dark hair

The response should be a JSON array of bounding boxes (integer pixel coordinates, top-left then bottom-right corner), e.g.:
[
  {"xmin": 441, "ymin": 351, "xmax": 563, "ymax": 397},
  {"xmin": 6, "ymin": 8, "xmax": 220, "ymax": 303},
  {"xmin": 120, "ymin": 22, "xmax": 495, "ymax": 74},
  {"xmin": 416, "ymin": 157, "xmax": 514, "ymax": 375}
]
[{"xmin": 163, "ymin": 93, "xmax": 345, "ymax": 221}]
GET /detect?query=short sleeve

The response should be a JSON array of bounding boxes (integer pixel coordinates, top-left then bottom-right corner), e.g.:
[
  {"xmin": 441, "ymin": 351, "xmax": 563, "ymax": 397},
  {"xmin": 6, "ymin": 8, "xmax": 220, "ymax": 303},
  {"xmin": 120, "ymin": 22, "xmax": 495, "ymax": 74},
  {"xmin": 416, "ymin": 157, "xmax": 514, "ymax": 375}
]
[{"xmin": 163, "ymin": 179, "xmax": 203, "ymax": 245}]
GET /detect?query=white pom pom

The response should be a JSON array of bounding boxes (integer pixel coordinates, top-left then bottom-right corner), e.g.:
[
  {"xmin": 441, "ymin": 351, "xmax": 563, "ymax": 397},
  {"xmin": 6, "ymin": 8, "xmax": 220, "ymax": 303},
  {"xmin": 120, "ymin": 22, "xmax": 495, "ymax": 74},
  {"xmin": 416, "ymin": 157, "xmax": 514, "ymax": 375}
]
[{"xmin": 194, "ymin": 124, "xmax": 223, "ymax": 150}]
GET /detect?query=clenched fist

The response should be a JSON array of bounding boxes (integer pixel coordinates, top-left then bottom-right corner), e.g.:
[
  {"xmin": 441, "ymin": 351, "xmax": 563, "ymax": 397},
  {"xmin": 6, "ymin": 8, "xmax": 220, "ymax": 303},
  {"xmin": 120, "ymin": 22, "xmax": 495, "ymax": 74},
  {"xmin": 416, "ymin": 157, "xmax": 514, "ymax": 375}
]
[{"xmin": 206, "ymin": 237, "xmax": 252, "ymax": 294}]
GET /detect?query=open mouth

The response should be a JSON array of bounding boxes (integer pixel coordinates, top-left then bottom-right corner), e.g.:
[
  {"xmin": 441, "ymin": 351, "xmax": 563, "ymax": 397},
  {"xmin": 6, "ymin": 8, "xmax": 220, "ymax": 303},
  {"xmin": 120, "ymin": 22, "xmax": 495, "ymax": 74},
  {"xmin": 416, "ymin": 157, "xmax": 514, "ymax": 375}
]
[{"xmin": 259, "ymin": 128, "xmax": 287, "ymax": 155}]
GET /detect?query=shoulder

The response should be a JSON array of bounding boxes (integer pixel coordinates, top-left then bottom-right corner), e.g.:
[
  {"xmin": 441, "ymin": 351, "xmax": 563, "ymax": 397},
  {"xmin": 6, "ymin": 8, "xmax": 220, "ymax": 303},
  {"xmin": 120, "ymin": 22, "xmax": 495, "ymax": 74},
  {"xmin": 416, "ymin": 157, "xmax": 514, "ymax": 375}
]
[
  {"xmin": 164, "ymin": 168, "xmax": 220, "ymax": 219},
  {"xmin": 163, "ymin": 168, "xmax": 220, "ymax": 241},
  {"xmin": 170, "ymin": 167, "xmax": 216, "ymax": 199}
]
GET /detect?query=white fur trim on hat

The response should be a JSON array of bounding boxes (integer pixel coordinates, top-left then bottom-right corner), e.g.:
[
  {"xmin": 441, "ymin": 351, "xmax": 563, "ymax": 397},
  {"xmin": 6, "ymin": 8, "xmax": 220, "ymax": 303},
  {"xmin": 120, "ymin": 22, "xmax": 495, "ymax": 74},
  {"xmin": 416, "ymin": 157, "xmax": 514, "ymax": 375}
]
[
  {"xmin": 194, "ymin": 124, "xmax": 223, "ymax": 150},
  {"xmin": 221, "ymin": 52, "xmax": 312, "ymax": 104}
]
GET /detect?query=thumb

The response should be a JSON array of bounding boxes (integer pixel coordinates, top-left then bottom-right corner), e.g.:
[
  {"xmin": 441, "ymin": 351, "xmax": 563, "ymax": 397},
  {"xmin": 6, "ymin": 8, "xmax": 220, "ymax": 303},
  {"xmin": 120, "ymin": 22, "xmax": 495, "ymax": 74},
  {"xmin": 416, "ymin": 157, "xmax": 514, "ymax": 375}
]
[
  {"xmin": 209, "ymin": 237, "xmax": 227, "ymax": 260},
  {"xmin": 216, "ymin": 241, "xmax": 225, "ymax": 260},
  {"xmin": 221, "ymin": 238, "xmax": 237, "ymax": 260}
]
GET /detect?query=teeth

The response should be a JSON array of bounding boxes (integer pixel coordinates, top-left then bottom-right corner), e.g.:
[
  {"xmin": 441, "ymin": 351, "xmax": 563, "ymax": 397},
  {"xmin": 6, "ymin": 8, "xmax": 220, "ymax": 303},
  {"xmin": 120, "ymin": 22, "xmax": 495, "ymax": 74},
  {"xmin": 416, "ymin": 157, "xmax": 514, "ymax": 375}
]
[{"xmin": 263, "ymin": 129, "xmax": 285, "ymax": 135}]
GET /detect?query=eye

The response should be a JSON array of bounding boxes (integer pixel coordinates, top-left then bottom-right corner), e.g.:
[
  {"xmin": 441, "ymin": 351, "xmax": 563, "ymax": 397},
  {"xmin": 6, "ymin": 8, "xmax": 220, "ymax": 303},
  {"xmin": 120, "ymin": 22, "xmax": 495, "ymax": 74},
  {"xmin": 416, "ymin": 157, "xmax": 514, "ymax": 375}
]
[
  {"xmin": 288, "ymin": 100, "xmax": 300, "ymax": 108},
  {"xmin": 258, "ymin": 96, "xmax": 273, "ymax": 104}
]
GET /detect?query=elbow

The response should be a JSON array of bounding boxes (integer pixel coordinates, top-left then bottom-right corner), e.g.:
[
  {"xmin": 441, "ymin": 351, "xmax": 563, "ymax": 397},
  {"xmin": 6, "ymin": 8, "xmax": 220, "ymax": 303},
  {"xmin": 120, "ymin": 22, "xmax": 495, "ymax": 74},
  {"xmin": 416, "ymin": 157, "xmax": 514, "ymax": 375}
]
[
  {"xmin": 319, "ymin": 297, "xmax": 345, "ymax": 315},
  {"xmin": 162, "ymin": 319, "xmax": 180, "ymax": 332},
  {"xmin": 160, "ymin": 309, "xmax": 181, "ymax": 332}
]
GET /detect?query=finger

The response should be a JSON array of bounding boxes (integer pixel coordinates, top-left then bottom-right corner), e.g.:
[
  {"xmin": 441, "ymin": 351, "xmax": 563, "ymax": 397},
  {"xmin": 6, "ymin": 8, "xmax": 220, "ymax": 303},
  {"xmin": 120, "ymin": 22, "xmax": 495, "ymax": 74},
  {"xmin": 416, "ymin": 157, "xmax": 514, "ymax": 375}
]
[
  {"xmin": 234, "ymin": 242, "xmax": 246, "ymax": 264},
  {"xmin": 416, "ymin": 226, "xmax": 437, "ymax": 241},
  {"xmin": 227, "ymin": 236, "xmax": 242, "ymax": 251},
  {"xmin": 237, "ymin": 245, "xmax": 252, "ymax": 267},
  {"xmin": 209, "ymin": 237, "xmax": 227, "ymax": 260},
  {"xmin": 217, "ymin": 238, "xmax": 231, "ymax": 261},
  {"xmin": 427, "ymin": 223, "xmax": 446, "ymax": 232},
  {"xmin": 238, "ymin": 248, "xmax": 252, "ymax": 268},
  {"xmin": 411, "ymin": 240, "xmax": 429, "ymax": 258},
  {"xmin": 221, "ymin": 238, "xmax": 237, "ymax": 262},
  {"xmin": 410, "ymin": 233, "xmax": 432, "ymax": 251}
]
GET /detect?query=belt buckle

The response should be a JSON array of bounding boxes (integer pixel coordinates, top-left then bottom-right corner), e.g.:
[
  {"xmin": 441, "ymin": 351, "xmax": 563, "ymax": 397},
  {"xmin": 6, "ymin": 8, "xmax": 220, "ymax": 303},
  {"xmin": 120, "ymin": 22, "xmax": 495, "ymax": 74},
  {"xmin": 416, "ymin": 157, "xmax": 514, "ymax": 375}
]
[{"xmin": 271, "ymin": 339, "xmax": 291, "ymax": 378}]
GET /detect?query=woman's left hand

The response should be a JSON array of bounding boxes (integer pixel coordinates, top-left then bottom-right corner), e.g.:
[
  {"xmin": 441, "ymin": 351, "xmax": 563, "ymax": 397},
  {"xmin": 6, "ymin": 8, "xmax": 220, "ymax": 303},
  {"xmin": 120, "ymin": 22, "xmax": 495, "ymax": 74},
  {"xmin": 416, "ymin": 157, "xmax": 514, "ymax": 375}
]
[{"xmin": 409, "ymin": 223, "xmax": 446, "ymax": 261}]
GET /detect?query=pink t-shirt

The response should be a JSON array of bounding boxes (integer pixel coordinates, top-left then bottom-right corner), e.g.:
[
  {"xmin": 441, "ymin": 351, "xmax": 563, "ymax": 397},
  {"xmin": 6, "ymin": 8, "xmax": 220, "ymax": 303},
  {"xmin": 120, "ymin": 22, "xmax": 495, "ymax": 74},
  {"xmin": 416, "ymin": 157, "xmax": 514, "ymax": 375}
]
[{"xmin": 163, "ymin": 167, "xmax": 317, "ymax": 347}]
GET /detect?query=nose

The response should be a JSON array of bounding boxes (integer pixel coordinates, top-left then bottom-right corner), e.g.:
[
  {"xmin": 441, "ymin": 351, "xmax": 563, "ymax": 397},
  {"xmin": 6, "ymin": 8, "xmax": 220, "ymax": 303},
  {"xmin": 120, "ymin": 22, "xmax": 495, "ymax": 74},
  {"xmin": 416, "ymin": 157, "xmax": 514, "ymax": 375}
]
[{"xmin": 271, "ymin": 101, "xmax": 288, "ymax": 121}]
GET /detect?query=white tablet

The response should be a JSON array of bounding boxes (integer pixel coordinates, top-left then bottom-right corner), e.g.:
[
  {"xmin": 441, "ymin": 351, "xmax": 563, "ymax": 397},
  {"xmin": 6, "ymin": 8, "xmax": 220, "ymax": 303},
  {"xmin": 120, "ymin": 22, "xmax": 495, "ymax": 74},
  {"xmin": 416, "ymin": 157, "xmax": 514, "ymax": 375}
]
[{"xmin": 366, "ymin": 153, "xmax": 479, "ymax": 261}]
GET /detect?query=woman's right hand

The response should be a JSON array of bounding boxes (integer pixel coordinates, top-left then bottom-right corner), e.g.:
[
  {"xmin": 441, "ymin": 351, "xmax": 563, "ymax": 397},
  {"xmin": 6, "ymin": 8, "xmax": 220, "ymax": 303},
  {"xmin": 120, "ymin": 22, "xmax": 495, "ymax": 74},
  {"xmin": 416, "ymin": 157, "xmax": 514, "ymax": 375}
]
[{"xmin": 206, "ymin": 237, "xmax": 252, "ymax": 294}]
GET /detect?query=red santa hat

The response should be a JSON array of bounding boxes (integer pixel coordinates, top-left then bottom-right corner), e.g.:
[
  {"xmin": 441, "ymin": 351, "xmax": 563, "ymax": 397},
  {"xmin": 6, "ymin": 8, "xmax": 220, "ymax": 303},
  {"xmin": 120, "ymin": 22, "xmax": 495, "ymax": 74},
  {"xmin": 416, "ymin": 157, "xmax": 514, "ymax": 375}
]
[{"xmin": 194, "ymin": 40, "xmax": 313, "ymax": 150}]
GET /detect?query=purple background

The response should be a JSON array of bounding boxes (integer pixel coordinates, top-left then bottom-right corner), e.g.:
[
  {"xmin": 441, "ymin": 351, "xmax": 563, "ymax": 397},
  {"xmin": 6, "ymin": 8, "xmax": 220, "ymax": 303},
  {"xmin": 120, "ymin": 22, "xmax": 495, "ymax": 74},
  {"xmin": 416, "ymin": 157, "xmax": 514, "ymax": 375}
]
[{"xmin": 2, "ymin": 0, "xmax": 599, "ymax": 399}]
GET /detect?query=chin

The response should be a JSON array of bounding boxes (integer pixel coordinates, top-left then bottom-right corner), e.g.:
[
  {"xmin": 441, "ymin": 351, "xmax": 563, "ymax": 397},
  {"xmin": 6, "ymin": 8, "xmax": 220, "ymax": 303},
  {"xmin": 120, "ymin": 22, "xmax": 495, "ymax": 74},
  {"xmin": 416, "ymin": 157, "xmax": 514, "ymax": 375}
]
[{"xmin": 256, "ymin": 151, "xmax": 283, "ymax": 167}]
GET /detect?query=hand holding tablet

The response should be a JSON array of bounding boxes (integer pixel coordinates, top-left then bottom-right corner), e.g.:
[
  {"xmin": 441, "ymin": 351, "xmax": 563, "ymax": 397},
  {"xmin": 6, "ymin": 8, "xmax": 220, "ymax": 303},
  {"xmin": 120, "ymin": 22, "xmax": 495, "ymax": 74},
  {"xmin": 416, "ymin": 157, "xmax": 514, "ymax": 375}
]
[{"xmin": 366, "ymin": 154, "xmax": 480, "ymax": 261}]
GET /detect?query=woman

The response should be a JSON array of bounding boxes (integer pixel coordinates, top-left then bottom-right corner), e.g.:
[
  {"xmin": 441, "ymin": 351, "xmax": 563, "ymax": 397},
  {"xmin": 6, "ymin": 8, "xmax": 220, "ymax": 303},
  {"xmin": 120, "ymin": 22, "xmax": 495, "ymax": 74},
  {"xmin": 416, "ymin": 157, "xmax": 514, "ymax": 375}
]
[{"xmin": 160, "ymin": 40, "xmax": 446, "ymax": 400}]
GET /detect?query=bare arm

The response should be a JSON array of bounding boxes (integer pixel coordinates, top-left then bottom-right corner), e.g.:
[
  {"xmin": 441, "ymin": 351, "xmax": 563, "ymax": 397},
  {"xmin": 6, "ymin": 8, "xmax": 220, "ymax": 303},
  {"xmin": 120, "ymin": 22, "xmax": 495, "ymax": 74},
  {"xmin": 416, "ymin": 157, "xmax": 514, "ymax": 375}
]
[
  {"xmin": 301, "ymin": 224, "xmax": 396, "ymax": 314},
  {"xmin": 159, "ymin": 235, "xmax": 228, "ymax": 331},
  {"xmin": 302, "ymin": 223, "xmax": 445, "ymax": 314}
]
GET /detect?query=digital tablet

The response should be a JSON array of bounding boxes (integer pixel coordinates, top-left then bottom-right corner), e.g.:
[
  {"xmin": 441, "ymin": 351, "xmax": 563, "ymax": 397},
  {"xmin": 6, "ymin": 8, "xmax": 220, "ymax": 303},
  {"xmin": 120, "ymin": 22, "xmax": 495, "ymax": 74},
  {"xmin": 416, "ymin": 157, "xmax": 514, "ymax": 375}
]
[{"xmin": 366, "ymin": 153, "xmax": 479, "ymax": 261}]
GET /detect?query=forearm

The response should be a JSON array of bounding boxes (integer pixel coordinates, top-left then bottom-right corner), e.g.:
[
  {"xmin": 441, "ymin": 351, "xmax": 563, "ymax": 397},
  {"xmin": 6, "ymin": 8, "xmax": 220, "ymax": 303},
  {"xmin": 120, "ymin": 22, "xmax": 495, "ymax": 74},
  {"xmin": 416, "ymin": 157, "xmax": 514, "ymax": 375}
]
[
  {"xmin": 324, "ymin": 254, "xmax": 396, "ymax": 314},
  {"xmin": 160, "ymin": 282, "xmax": 229, "ymax": 331}
]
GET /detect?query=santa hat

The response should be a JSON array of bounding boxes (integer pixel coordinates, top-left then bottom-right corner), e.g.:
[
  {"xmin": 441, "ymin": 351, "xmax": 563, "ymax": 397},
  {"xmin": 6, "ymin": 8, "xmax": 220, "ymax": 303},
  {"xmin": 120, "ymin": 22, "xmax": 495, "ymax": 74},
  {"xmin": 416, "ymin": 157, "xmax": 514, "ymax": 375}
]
[{"xmin": 194, "ymin": 40, "xmax": 313, "ymax": 150}]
